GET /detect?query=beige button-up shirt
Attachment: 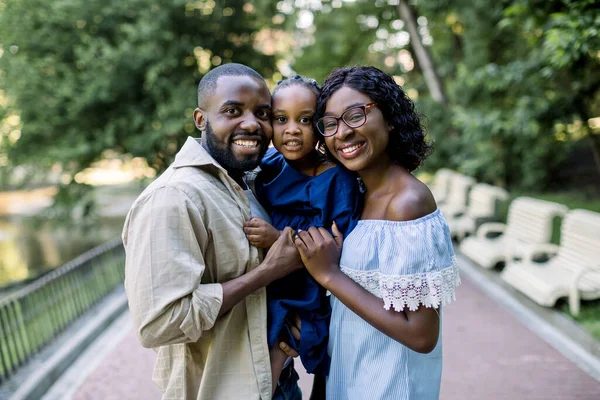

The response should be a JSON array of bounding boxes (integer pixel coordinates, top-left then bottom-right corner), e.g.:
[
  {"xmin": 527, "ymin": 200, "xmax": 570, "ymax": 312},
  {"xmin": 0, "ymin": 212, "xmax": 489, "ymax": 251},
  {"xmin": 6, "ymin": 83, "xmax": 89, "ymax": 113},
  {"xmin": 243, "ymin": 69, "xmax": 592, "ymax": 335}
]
[{"xmin": 123, "ymin": 137, "xmax": 271, "ymax": 400}]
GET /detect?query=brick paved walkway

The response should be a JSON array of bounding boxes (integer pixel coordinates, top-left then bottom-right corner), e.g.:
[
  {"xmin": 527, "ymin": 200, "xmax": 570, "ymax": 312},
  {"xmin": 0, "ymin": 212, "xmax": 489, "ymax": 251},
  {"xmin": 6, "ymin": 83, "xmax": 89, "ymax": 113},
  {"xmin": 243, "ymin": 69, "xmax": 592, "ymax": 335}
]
[
  {"xmin": 63, "ymin": 274, "xmax": 600, "ymax": 400},
  {"xmin": 439, "ymin": 274, "xmax": 600, "ymax": 399}
]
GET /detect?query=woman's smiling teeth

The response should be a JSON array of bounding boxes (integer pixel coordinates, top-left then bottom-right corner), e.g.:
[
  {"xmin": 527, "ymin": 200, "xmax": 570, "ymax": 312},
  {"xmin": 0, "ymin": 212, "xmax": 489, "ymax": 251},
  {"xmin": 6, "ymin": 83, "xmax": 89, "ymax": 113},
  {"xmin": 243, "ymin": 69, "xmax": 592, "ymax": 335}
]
[
  {"xmin": 341, "ymin": 143, "xmax": 363, "ymax": 154},
  {"xmin": 233, "ymin": 139, "xmax": 258, "ymax": 148}
]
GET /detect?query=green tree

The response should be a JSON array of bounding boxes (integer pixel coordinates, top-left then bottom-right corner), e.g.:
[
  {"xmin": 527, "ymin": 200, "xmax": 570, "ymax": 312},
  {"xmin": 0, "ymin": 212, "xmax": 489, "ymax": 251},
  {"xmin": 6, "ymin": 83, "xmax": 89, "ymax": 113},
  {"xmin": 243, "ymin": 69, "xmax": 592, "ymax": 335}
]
[
  {"xmin": 291, "ymin": 1, "xmax": 381, "ymax": 82},
  {"xmin": 0, "ymin": 0, "xmax": 276, "ymax": 179},
  {"xmin": 416, "ymin": 0, "xmax": 600, "ymax": 188},
  {"xmin": 502, "ymin": 0, "xmax": 600, "ymax": 177},
  {"xmin": 289, "ymin": 0, "xmax": 599, "ymax": 189}
]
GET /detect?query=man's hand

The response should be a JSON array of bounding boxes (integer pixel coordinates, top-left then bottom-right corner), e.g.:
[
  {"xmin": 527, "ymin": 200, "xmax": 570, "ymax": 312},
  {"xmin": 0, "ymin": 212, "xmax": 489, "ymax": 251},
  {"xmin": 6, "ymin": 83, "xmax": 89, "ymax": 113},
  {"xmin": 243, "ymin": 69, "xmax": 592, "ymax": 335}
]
[
  {"xmin": 244, "ymin": 217, "xmax": 281, "ymax": 248},
  {"xmin": 261, "ymin": 227, "xmax": 304, "ymax": 282},
  {"xmin": 218, "ymin": 232, "xmax": 303, "ymax": 318}
]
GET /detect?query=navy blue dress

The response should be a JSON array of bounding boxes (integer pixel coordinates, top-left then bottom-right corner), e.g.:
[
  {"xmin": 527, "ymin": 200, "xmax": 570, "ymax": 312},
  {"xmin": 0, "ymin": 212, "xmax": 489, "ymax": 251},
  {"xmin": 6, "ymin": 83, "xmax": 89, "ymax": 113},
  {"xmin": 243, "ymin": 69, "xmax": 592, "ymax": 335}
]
[{"xmin": 256, "ymin": 148, "xmax": 362, "ymax": 376}]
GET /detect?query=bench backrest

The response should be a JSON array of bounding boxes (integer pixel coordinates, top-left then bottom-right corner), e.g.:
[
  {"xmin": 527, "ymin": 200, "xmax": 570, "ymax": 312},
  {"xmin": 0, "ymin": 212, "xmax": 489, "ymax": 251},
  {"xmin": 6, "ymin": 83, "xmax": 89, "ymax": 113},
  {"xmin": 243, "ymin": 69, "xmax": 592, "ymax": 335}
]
[
  {"xmin": 467, "ymin": 183, "xmax": 509, "ymax": 218},
  {"xmin": 431, "ymin": 168, "xmax": 455, "ymax": 202},
  {"xmin": 445, "ymin": 173, "xmax": 476, "ymax": 208},
  {"xmin": 558, "ymin": 209, "xmax": 600, "ymax": 271},
  {"xmin": 505, "ymin": 197, "xmax": 568, "ymax": 244}
]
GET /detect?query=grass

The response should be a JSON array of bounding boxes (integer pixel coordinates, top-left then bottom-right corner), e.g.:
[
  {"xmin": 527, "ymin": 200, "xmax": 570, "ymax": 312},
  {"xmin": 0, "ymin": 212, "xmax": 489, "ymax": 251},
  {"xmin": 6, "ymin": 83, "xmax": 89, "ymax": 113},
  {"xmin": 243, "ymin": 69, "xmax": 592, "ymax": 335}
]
[{"xmin": 559, "ymin": 300, "xmax": 600, "ymax": 342}]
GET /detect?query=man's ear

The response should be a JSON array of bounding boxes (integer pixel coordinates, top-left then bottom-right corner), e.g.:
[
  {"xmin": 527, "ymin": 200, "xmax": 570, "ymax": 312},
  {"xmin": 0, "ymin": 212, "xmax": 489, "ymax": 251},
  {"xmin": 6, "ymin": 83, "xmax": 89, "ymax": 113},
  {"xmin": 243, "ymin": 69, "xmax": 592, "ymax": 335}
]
[{"xmin": 193, "ymin": 108, "xmax": 206, "ymax": 132}]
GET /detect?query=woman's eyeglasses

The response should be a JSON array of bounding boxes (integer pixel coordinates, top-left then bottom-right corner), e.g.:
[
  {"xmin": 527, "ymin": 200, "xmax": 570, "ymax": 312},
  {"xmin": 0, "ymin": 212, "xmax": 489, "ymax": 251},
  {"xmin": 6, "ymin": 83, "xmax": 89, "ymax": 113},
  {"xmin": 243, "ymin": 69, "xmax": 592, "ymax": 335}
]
[{"xmin": 315, "ymin": 103, "xmax": 377, "ymax": 137}]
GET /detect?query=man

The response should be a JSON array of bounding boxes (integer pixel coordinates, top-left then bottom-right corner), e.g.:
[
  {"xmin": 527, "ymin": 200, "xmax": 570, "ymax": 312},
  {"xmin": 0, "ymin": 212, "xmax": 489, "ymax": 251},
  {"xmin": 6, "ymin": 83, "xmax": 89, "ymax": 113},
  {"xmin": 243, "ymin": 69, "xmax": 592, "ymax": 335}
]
[{"xmin": 123, "ymin": 63, "xmax": 302, "ymax": 399}]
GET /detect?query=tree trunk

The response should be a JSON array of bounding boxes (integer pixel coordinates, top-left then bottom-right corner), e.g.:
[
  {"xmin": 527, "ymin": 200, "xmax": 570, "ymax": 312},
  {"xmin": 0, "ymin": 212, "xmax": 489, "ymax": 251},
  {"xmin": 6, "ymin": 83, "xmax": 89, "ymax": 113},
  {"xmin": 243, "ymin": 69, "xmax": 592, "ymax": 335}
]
[
  {"xmin": 588, "ymin": 133, "xmax": 600, "ymax": 179},
  {"xmin": 396, "ymin": 0, "xmax": 448, "ymax": 105},
  {"xmin": 575, "ymin": 97, "xmax": 600, "ymax": 180}
]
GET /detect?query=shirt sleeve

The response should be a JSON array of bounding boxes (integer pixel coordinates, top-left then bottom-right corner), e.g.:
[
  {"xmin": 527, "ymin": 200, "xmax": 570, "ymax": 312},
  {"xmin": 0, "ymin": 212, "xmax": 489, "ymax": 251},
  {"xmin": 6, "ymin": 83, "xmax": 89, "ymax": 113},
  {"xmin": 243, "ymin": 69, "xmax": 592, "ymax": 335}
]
[{"xmin": 122, "ymin": 185, "xmax": 223, "ymax": 348}]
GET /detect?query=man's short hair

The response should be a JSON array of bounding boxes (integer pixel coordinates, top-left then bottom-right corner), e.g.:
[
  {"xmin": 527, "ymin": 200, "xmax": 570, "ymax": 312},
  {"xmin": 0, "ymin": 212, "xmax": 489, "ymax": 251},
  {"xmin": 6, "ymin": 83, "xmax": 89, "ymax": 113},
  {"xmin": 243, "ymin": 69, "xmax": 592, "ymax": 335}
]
[{"xmin": 197, "ymin": 63, "xmax": 265, "ymax": 108}]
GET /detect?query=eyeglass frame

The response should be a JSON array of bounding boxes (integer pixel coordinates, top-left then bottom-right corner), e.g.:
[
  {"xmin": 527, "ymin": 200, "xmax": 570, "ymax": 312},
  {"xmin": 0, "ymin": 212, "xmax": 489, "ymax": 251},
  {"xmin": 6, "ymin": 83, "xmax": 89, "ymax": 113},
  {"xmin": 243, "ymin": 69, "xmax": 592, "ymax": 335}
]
[{"xmin": 315, "ymin": 103, "xmax": 378, "ymax": 137}]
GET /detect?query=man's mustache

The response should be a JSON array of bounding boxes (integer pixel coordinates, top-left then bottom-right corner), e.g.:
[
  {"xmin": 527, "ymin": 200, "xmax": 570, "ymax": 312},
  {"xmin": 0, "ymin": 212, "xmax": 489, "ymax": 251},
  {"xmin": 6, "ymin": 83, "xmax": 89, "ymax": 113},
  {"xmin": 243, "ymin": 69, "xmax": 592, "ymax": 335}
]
[{"xmin": 230, "ymin": 131, "xmax": 268, "ymax": 141}]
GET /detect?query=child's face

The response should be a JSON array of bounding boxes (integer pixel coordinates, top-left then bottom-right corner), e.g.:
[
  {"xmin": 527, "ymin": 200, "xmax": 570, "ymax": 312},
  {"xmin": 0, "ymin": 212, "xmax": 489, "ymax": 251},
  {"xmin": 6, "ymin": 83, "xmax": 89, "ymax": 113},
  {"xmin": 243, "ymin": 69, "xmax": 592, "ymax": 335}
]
[{"xmin": 272, "ymin": 85, "xmax": 319, "ymax": 161}]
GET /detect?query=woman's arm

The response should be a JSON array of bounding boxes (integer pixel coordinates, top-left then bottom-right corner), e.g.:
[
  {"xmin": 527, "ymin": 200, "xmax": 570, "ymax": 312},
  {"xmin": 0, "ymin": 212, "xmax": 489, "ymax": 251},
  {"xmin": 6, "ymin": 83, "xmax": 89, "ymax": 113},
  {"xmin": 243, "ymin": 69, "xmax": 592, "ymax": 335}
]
[{"xmin": 294, "ymin": 225, "xmax": 439, "ymax": 353}]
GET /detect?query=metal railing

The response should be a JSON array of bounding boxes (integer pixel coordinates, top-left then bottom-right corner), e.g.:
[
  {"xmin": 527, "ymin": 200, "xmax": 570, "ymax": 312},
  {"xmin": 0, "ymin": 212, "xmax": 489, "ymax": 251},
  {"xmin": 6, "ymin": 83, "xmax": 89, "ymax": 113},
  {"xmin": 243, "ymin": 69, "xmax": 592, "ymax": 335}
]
[{"xmin": 0, "ymin": 237, "xmax": 125, "ymax": 383}]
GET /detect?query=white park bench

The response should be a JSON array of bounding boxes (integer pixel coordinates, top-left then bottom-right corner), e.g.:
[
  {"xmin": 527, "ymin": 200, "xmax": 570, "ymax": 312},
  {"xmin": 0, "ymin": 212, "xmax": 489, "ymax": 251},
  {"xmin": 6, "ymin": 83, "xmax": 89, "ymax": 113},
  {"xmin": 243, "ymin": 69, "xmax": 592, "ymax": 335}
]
[
  {"xmin": 459, "ymin": 197, "xmax": 568, "ymax": 269},
  {"xmin": 438, "ymin": 173, "xmax": 476, "ymax": 220},
  {"xmin": 429, "ymin": 168, "xmax": 455, "ymax": 205},
  {"xmin": 501, "ymin": 209, "xmax": 600, "ymax": 315},
  {"xmin": 447, "ymin": 183, "xmax": 509, "ymax": 241}
]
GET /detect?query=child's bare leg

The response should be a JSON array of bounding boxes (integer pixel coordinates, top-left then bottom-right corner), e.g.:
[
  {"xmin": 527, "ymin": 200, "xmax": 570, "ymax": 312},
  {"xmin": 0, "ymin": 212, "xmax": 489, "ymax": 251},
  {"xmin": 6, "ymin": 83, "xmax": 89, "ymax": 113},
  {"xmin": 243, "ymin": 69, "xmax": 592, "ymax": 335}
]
[
  {"xmin": 271, "ymin": 315, "xmax": 301, "ymax": 397},
  {"xmin": 270, "ymin": 345, "xmax": 289, "ymax": 397}
]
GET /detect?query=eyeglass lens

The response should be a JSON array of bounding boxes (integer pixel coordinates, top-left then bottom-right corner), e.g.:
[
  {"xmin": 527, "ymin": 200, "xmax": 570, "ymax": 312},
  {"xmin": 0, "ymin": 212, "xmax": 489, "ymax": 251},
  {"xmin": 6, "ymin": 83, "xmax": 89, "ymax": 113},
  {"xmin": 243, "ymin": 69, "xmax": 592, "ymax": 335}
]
[{"xmin": 318, "ymin": 106, "xmax": 367, "ymax": 136}]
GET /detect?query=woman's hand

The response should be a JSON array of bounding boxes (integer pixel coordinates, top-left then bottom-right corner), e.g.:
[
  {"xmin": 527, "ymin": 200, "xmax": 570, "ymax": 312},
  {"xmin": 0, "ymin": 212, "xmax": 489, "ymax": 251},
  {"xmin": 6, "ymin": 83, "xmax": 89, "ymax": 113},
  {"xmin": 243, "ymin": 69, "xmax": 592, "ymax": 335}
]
[
  {"xmin": 244, "ymin": 217, "xmax": 281, "ymax": 248},
  {"xmin": 294, "ymin": 222, "xmax": 344, "ymax": 287}
]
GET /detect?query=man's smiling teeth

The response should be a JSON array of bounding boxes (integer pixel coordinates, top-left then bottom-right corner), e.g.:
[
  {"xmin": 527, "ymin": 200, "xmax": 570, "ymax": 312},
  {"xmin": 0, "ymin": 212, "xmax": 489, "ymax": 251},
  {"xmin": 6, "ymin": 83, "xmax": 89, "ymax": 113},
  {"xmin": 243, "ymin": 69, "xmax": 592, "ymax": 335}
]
[
  {"xmin": 341, "ymin": 143, "xmax": 362, "ymax": 154},
  {"xmin": 234, "ymin": 139, "xmax": 258, "ymax": 148},
  {"xmin": 285, "ymin": 141, "xmax": 301, "ymax": 146}
]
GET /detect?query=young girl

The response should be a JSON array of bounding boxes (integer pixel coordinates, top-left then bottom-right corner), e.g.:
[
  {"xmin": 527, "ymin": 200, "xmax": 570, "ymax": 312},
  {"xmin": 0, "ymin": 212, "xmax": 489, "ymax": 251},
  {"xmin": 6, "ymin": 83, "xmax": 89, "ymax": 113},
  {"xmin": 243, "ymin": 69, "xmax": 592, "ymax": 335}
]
[
  {"xmin": 243, "ymin": 75, "xmax": 362, "ymax": 397},
  {"xmin": 293, "ymin": 66, "xmax": 460, "ymax": 399}
]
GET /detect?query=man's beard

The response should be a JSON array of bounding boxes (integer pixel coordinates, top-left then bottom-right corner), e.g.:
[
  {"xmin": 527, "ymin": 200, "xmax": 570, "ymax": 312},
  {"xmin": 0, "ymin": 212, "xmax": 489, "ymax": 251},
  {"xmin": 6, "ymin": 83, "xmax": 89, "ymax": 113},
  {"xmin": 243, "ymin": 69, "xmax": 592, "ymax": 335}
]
[{"xmin": 203, "ymin": 121, "xmax": 269, "ymax": 172}]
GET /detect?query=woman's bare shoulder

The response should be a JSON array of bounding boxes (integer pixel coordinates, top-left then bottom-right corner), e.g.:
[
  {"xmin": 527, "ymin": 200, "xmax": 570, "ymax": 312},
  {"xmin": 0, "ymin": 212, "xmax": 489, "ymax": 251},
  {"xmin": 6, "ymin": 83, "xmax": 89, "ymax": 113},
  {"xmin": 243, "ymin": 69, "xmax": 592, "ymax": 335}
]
[{"xmin": 386, "ymin": 178, "xmax": 437, "ymax": 222}]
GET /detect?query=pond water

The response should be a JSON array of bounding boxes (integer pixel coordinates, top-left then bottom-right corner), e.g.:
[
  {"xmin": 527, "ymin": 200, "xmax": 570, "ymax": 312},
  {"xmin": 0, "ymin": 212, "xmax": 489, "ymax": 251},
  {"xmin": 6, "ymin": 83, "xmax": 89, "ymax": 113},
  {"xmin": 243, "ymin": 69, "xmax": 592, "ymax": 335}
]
[
  {"xmin": 0, "ymin": 215, "xmax": 125, "ymax": 291},
  {"xmin": 0, "ymin": 184, "xmax": 142, "ymax": 294}
]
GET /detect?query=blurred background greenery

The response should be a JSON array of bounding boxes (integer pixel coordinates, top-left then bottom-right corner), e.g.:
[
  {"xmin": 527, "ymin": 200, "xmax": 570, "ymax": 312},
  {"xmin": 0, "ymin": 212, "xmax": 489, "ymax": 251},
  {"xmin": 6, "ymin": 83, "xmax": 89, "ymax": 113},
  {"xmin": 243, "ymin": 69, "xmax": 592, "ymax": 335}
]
[{"xmin": 0, "ymin": 0, "xmax": 598, "ymax": 288}]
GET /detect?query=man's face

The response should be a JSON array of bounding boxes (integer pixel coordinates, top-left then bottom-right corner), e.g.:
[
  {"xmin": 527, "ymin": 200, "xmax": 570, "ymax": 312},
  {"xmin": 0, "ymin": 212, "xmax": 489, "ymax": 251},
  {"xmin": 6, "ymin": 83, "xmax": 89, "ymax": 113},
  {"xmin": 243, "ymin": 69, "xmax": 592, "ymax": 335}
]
[{"xmin": 194, "ymin": 75, "xmax": 273, "ymax": 172}]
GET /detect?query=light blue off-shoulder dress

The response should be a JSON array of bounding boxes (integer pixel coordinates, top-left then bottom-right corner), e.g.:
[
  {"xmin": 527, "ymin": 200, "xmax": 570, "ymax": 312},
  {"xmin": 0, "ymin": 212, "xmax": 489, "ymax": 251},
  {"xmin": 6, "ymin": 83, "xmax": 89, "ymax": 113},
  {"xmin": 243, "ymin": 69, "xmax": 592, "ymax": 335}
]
[{"xmin": 326, "ymin": 209, "xmax": 460, "ymax": 400}]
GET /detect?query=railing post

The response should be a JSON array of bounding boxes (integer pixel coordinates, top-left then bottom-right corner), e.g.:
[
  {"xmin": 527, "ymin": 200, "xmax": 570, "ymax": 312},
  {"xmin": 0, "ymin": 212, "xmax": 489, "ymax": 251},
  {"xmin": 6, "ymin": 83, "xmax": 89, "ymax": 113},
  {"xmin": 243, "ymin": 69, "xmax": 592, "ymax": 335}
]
[
  {"xmin": 0, "ymin": 305, "xmax": 13, "ymax": 382},
  {"xmin": 0, "ymin": 306, "xmax": 18, "ymax": 378},
  {"xmin": 6, "ymin": 301, "xmax": 27, "ymax": 368}
]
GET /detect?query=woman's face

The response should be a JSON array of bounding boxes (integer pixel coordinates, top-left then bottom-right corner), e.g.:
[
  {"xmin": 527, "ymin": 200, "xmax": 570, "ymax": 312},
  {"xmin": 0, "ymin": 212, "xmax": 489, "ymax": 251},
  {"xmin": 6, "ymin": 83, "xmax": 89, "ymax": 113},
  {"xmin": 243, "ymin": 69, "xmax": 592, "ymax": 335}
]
[
  {"xmin": 272, "ymin": 85, "xmax": 318, "ymax": 162},
  {"xmin": 323, "ymin": 86, "xmax": 390, "ymax": 172}
]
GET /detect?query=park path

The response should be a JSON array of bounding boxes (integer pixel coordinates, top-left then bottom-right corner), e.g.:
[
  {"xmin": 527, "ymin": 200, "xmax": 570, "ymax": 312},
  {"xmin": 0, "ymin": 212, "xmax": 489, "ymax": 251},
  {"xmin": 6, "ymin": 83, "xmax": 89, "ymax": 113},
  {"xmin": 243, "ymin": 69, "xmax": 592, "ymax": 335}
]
[{"xmin": 46, "ymin": 268, "xmax": 600, "ymax": 400}]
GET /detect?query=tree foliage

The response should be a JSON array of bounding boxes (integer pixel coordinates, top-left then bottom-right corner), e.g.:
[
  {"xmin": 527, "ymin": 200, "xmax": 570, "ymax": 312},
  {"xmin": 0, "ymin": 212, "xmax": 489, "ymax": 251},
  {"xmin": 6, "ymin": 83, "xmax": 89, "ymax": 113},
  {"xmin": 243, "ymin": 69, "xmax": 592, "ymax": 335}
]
[
  {"xmin": 424, "ymin": 0, "xmax": 600, "ymax": 188},
  {"xmin": 0, "ymin": 0, "xmax": 276, "ymax": 177},
  {"xmin": 1, "ymin": 0, "xmax": 599, "ymax": 192},
  {"xmin": 289, "ymin": 0, "xmax": 600, "ymax": 189}
]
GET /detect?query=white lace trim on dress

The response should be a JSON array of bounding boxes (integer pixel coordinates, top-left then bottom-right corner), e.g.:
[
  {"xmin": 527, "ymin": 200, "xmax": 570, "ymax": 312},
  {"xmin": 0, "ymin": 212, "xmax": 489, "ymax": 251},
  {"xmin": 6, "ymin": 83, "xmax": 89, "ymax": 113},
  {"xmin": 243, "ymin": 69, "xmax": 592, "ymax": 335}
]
[{"xmin": 334, "ymin": 256, "xmax": 461, "ymax": 312}]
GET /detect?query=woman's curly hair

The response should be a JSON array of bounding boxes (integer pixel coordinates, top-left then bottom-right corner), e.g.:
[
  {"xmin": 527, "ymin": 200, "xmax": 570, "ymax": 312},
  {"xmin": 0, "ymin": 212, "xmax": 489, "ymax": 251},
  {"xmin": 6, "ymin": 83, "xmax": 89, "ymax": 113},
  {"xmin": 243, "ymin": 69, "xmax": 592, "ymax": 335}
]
[{"xmin": 316, "ymin": 66, "xmax": 433, "ymax": 171}]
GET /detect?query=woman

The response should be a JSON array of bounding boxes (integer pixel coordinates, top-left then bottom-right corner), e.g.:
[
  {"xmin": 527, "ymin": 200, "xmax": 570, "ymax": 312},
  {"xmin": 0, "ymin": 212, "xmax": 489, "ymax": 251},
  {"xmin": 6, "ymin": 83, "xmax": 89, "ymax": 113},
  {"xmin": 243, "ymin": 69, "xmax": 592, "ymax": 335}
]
[{"xmin": 293, "ymin": 66, "xmax": 460, "ymax": 399}]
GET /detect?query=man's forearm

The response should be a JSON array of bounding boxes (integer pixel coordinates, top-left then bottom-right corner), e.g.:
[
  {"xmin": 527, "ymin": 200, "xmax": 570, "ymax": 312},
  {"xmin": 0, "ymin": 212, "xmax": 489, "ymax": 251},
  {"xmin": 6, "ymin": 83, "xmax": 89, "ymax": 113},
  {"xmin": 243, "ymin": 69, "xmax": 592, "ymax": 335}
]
[
  {"xmin": 218, "ymin": 260, "xmax": 273, "ymax": 316},
  {"xmin": 219, "ymin": 226, "xmax": 303, "ymax": 316}
]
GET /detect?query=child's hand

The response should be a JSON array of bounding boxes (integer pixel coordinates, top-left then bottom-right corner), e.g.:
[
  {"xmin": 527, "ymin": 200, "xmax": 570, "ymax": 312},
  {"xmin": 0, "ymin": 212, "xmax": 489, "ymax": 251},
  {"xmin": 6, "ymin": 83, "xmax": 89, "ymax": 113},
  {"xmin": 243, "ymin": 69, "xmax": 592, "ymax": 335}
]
[
  {"xmin": 244, "ymin": 217, "xmax": 281, "ymax": 248},
  {"xmin": 278, "ymin": 313, "xmax": 301, "ymax": 356}
]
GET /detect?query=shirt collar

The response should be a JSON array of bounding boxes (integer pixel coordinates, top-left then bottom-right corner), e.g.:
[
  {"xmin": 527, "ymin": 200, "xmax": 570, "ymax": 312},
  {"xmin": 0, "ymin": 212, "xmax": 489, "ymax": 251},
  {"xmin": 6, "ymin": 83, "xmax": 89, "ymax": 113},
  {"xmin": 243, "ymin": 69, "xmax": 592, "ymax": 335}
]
[
  {"xmin": 172, "ymin": 137, "xmax": 225, "ymax": 171},
  {"xmin": 172, "ymin": 137, "xmax": 261, "ymax": 189}
]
